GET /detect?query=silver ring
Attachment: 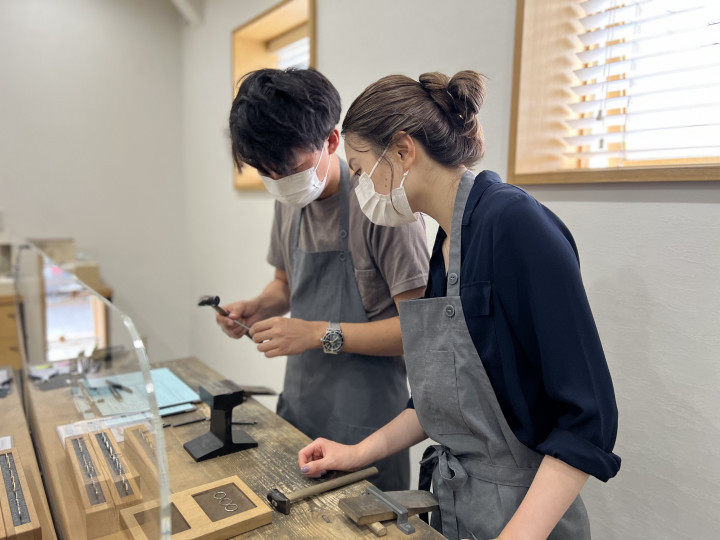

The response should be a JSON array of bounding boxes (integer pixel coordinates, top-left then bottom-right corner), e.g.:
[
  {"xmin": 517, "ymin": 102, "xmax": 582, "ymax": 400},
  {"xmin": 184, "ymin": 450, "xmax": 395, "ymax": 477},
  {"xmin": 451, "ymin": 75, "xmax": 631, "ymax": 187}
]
[
  {"xmin": 220, "ymin": 497, "xmax": 232, "ymax": 505},
  {"xmin": 224, "ymin": 503, "xmax": 238, "ymax": 512},
  {"xmin": 213, "ymin": 491, "xmax": 226, "ymax": 499}
]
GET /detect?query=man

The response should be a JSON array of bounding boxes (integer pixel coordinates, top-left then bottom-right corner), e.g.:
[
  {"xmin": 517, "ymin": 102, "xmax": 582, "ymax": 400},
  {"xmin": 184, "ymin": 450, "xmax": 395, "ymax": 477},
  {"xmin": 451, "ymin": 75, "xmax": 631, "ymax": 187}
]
[{"xmin": 221, "ymin": 68, "xmax": 429, "ymax": 490}]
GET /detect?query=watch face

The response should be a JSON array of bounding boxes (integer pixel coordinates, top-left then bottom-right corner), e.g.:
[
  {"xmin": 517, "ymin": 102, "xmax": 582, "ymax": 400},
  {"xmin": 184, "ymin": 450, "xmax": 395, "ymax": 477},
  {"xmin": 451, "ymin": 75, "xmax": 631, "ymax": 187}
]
[{"xmin": 323, "ymin": 330, "xmax": 343, "ymax": 353}]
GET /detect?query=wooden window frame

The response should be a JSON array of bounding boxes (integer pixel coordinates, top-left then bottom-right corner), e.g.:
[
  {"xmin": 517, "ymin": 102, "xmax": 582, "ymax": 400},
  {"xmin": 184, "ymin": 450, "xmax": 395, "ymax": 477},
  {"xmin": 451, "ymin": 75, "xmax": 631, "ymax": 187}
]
[
  {"xmin": 231, "ymin": 0, "xmax": 316, "ymax": 190},
  {"xmin": 507, "ymin": 0, "xmax": 720, "ymax": 185}
]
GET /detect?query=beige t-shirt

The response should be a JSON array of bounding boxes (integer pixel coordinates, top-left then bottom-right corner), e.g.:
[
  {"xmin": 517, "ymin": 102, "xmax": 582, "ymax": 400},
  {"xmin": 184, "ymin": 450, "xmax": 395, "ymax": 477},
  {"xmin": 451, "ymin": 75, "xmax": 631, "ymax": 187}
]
[{"xmin": 267, "ymin": 167, "xmax": 430, "ymax": 321}]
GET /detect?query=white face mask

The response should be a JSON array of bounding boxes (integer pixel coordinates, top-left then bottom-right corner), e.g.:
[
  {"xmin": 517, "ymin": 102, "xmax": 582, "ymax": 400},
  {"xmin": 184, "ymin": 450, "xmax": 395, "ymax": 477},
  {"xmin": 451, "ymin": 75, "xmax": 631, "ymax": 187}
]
[
  {"xmin": 354, "ymin": 148, "xmax": 416, "ymax": 227},
  {"xmin": 260, "ymin": 144, "xmax": 329, "ymax": 208}
]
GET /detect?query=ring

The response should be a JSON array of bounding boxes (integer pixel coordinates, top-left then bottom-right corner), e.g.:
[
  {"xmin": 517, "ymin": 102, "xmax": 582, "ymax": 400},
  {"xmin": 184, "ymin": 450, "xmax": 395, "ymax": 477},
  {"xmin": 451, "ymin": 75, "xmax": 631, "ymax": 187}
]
[
  {"xmin": 213, "ymin": 491, "xmax": 226, "ymax": 499},
  {"xmin": 220, "ymin": 497, "xmax": 232, "ymax": 505},
  {"xmin": 224, "ymin": 503, "xmax": 238, "ymax": 512}
]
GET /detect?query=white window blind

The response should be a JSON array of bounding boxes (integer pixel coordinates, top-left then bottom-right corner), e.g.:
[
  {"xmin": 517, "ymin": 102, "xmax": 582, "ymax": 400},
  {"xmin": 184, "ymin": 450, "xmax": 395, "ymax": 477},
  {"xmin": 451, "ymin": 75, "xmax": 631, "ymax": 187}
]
[
  {"xmin": 567, "ymin": 0, "xmax": 720, "ymax": 167},
  {"xmin": 276, "ymin": 36, "xmax": 310, "ymax": 70}
]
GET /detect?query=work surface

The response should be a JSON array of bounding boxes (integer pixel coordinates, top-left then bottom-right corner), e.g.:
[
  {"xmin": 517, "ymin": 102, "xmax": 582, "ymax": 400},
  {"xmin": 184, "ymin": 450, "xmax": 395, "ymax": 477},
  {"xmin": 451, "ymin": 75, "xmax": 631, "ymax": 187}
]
[{"xmin": 25, "ymin": 356, "xmax": 443, "ymax": 539}]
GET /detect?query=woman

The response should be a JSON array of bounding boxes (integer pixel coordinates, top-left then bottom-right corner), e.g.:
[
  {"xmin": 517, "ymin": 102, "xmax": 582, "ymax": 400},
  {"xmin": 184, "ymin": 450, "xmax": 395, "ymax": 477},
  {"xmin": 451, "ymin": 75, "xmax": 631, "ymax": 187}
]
[{"xmin": 297, "ymin": 71, "xmax": 620, "ymax": 540}]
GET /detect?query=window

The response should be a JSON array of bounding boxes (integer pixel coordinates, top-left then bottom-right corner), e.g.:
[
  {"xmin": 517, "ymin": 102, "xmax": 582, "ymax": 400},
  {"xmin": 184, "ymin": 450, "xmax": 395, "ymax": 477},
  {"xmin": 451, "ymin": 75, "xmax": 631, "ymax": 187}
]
[
  {"xmin": 231, "ymin": 0, "xmax": 315, "ymax": 190},
  {"xmin": 508, "ymin": 0, "xmax": 720, "ymax": 184}
]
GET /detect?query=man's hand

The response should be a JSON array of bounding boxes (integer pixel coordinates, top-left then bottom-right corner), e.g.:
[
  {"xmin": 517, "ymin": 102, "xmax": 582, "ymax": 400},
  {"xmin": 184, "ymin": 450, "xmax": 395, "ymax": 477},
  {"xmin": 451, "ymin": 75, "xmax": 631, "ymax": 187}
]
[
  {"xmin": 250, "ymin": 317, "xmax": 324, "ymax": 357},
  {"xmin": 216, "ymin": 299, "xmax": 262, "ymax": 339}
]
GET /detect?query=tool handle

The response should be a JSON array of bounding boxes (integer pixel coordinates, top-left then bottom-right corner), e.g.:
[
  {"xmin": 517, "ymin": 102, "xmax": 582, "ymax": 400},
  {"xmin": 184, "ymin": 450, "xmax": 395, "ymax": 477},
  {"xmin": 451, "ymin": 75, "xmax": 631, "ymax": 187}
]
[
  {"xmin": 206, "ymin": 302, "xmax": 253, "ymax": 335},
  {"xmin": 289, "ymin": 467, "xmax": 379, "ymax": 502},
  {"xmin": 211, "ymin": 305, "xmax": 230, "ymax": 317}
]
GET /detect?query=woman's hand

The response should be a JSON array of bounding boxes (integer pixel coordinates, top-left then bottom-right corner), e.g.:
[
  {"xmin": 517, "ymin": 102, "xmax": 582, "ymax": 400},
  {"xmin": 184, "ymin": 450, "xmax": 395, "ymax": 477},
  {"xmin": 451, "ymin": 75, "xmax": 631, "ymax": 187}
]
[{"xmin": 298, "ymin": 438, "xmax": 364, "ymax": 478}]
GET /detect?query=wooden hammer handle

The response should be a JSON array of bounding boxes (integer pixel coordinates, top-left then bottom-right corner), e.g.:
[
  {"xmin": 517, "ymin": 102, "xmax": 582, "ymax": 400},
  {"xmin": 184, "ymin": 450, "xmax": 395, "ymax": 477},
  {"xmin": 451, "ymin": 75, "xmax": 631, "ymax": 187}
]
[{"xmin": 289, "ymin": 467, "xmax": 379, "ymax": 502}]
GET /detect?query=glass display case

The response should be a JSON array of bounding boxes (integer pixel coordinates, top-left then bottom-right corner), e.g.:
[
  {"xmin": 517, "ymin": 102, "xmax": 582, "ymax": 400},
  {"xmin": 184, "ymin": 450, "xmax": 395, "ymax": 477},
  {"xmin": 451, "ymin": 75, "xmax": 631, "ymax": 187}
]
[{"xmin": 14, "ymin": 242, "xmax": 172, "ymax": 539}]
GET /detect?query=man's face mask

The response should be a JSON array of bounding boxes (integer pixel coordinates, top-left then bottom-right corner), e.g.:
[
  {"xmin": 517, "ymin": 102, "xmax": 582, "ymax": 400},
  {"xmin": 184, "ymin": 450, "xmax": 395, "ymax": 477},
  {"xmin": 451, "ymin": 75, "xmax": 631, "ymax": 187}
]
[
  {"xmin": 355, "ymin": 147, "xmax": 416, "ymax": 227},
  {"xmin": 260, "ymin": 144, "xmax": 329, "ymax": 208}
]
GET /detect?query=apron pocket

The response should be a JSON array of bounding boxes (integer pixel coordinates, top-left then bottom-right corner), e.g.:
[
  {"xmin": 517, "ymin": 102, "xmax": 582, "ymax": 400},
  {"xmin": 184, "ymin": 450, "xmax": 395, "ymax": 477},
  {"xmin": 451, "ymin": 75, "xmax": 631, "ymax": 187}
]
[{"xmin": 414, "ymin": 349, "xmax": 472, "ymax": 436}]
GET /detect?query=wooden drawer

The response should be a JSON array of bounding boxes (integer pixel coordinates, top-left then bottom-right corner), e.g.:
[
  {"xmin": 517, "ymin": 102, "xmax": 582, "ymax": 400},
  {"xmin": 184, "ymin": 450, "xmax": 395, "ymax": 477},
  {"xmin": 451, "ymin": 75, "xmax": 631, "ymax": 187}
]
[
  {"xmin": 0, "ymin": 336, "xmax": 21, "ymax": 370},
  {"xmin": 0, "ymin": 301, "xmax": 18, "ymax": 339}
]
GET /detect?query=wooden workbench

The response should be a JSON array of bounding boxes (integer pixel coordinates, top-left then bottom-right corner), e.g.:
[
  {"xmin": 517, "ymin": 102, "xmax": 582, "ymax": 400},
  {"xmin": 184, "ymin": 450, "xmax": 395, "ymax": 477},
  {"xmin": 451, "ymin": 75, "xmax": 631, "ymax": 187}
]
[
  {"xmin": 24, "ymin": 357, "xmax": 443, "ymax": 539},
  {"xmin": 0, "ymin": 368, "xmax": 56, "ymax": 539}
]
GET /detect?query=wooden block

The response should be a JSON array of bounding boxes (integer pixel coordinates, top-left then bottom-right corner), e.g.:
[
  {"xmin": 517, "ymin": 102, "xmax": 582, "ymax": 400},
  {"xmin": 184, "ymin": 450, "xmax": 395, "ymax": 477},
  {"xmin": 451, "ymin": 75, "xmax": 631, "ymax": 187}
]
[
  {"xmin": 0, "ymin": 303, "xmax": 17, "ymax": 339},
  {"xmin": 368, "ymin": 521, "xmax": 387, "ymax": 537},
  {"xmin": 64, "ymin": 434, "xmax": 118, "ymax": 538},
  {"xmin": 122, "ymin": 425, "xmax": 159, "ymax": 499},
  {"xmin": 339, "ymin": 489, "xmax": 439, "ymax": 525},
  {"xmin": 0, "ymin": 449, "xmax": 42, "ymax": 540},
  {"xmin": 121, "ymin": 475, "xmax": 272, "ymax": 539},
  {"xmin": 88, "ymin": 429, "xmax": 143, "ymax": 509}
]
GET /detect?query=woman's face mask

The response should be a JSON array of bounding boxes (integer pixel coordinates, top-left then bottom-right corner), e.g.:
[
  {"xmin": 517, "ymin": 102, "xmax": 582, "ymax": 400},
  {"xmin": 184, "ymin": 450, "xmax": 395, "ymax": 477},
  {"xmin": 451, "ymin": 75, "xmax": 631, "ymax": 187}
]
[
  {"xmin": 260, "ymin": 144, "xmax": 329, "ymax": 208},
  {"xmin": 354, "ymin": 147, "xmax": 416, "ymax": 227}
]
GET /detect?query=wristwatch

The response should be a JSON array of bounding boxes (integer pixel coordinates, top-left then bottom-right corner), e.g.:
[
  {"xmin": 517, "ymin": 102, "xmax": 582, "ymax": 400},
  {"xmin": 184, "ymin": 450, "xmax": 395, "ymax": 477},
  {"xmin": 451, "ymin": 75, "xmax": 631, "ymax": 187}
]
[{"xmin": 321, "ymin": 322, "xmax": 344, "ymax": 354}]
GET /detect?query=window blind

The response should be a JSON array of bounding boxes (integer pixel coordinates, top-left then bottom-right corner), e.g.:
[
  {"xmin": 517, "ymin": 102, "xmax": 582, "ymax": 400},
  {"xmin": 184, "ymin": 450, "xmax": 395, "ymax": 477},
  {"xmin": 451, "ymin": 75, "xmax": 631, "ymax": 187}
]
[
  {"xmin": 276, "ymin": 36, "xmax": 310, "ymax": 70},
  {"xmin": 567, "ymin": 0, "xmax": 720, "ymax": 167}
]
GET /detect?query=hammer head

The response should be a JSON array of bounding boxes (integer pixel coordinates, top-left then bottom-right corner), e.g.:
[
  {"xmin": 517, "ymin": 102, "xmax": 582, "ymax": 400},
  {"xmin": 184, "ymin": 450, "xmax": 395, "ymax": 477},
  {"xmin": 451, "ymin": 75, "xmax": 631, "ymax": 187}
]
[
  {"xmin": 198, "ymin": 295, "xmax": 220, "ymax": 307},
  {"xmin": 267, "ymin": 488, "xmax": 291, "ymax": 514}
]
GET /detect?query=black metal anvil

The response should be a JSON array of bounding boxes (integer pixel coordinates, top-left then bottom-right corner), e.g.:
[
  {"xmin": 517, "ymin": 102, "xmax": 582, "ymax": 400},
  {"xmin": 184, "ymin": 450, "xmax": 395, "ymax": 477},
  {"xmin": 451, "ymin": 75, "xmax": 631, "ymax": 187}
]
[{"xmin": 183, "ymin": 381, "xmax": 257, "ymax": 462}]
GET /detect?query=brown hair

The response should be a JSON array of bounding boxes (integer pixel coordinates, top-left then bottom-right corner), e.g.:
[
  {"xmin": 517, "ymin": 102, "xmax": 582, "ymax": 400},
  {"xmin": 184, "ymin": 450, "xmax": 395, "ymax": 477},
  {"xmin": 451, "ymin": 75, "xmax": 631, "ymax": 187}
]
[{"xmin": 342, "ymin": 71, "xmax": 486, "ymax": 168}]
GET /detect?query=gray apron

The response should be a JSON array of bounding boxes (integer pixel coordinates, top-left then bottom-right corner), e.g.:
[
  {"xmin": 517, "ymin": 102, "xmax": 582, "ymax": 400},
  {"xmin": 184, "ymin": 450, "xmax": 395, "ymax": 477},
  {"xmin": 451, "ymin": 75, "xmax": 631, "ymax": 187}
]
[
  {"xmin": 399, "ymin": 171, "xmax": 590, "ymax": 540},
  {"xmin": 276, "ymin": 160, "xmax": 410, "ymax": 491}
]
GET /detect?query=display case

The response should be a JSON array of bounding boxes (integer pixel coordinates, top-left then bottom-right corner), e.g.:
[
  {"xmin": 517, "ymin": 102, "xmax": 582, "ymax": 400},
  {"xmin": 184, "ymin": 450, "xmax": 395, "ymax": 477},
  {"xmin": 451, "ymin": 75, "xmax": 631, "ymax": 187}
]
[{"xmin": 13, "ymin": 242, "xmax": 173, "ymax": 539}]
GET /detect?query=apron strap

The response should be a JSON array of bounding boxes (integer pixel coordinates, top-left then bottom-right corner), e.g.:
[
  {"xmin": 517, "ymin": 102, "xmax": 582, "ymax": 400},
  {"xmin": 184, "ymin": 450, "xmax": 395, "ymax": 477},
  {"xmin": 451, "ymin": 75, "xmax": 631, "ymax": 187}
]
[
  {"xmin": 419, "ymin": 444, "xmax": 467, "ymax": 538},
  {"xmin": 338, "ymin": 158, "xmax": 350, "ymax": 252},
  {"xmin": 446, "ymin": 171, "xmax": 475, "ymax": 296}
]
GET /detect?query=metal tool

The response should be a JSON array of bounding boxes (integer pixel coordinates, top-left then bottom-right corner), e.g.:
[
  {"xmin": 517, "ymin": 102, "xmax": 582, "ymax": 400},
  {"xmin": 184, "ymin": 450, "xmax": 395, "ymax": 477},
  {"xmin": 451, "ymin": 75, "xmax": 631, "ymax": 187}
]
[
  {"xmin": 105, "ymin": 379, "xmax": 133, "ymax": 393},
  {"xmin": 267, "ymin": 467, "xmax": 379, "ymax": 515},
  {"xmin": 198, "ymin": 295, "xmax": 253, "ymax": 338},
  {"xmin": 107, "ymin": 381, "xmax": 123, "ymax": 401},
  {"xmin": 183, "ymin": 384, "xmax": 257, "ymax": 462},
  {"xmin": 339, "ymin": 488, "xmax": 438, "ymax": 536}
]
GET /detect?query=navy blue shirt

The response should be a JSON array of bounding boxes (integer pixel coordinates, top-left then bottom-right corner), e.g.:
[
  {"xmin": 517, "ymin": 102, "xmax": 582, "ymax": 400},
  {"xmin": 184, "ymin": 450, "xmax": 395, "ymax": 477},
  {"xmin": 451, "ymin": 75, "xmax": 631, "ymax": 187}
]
[{"xmin": 409, "ymin": 171, "xmax": 620, "ymax": 482}]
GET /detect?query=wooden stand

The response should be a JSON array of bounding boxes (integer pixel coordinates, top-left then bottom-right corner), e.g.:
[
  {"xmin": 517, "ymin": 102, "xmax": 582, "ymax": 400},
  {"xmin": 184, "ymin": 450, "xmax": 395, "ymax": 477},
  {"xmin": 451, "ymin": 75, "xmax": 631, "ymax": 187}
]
[
  {"xmin": 87, "ymin": 429, "xmax": 143, "ymax": 509},
  {"xmin": 123, "ymin": 425, "xmax": 159, "ymax": 499},
  {"xmin": 121, "ymin": 475, "xmax": 272, "ymax": 539},
  {"xmin": 0, "ymin": 449, "xmax": 41, "ymax": 540},
  {"xmin": 64, "ymin": 434, "xmax": 116, "ymax": 538}
]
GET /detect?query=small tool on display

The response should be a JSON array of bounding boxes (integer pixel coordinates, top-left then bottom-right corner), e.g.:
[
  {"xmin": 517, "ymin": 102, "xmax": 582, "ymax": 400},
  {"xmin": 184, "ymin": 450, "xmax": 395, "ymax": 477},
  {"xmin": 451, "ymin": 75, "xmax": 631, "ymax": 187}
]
[
  {"xmin": 266, "ymin": 466, "xmax": 379, "ymax": 515},
  {"xmin": 198, "ymin": 295, "xmax": 253, "ymax": 339},
  {"xmin": 106, "ymin": 382, "xmax": 122, "ymax": 401},
  {"xmin": 105, "ymin": 380, "xmax": 133, "ymax": 393},
  {"xmin": 106, "ymin": 379, "xmax": 132, "ymax": 401}
]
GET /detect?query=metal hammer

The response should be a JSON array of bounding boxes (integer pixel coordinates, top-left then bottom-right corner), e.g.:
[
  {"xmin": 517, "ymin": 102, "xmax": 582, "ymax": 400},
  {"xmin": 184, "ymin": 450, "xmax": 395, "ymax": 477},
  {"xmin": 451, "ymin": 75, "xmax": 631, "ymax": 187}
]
[
  {"xmin": 198, "ymin": 295, "xmax": 253, "ymax": 338},
  {"xmin": 267, "ymin": 466, "xmax": 379, "ymax": 515}
]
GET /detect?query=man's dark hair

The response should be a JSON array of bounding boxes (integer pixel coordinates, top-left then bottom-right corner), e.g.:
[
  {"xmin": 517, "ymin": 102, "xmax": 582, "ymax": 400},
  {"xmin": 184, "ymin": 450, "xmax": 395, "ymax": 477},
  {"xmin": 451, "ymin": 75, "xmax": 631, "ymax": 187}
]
[{"xmin": 229, "ymin": 68, "xmax": 341, "ymax": 175}]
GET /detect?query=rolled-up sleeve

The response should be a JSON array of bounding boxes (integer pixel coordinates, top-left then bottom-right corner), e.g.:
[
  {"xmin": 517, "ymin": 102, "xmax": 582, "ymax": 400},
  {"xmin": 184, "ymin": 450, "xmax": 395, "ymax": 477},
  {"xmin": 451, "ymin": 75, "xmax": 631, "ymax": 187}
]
[{"xmin": 494, "ymin": 195, "xmax": 621, "ymax": 481}]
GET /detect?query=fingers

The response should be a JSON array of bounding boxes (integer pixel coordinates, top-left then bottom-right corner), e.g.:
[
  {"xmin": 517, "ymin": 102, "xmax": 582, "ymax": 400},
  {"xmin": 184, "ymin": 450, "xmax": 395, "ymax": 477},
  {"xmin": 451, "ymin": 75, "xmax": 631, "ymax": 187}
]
[
  {"xmin": 251, "ymin": 318, "xmax": 288, "ymax": 357},
  {"xmin": 216, "ymin": 309, "xmax": 249, "ymax": 339},
  {"xmin": 298, "ymin": 439, "xmax": 330, "ymax": 478}
]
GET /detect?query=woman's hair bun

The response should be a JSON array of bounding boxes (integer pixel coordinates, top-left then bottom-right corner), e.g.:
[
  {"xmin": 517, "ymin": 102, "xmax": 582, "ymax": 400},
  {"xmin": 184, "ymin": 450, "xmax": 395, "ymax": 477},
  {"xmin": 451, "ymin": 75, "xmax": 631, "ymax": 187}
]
[
  {"xmin": 448, "ymin": 70, "xmax": 486, "ymax": 119},
  {"xmin": 419, "ymin": 71, "xmax": 486, "ymax": 135}
]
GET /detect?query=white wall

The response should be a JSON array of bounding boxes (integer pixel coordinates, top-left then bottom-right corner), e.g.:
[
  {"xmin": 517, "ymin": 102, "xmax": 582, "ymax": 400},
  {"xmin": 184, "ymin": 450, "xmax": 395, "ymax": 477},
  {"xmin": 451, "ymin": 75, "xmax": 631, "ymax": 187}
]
[
  {"xmin": 181, "ymin": 0, "xmax": 282, "ymax": 411},
  {"xmin": 0, "ymin": 0, "xmax": 191, "ymax": 361}
]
